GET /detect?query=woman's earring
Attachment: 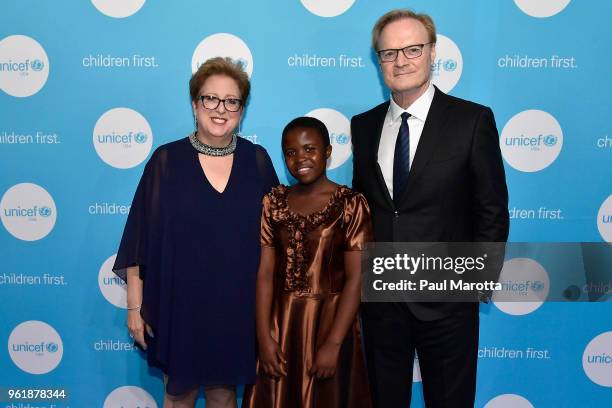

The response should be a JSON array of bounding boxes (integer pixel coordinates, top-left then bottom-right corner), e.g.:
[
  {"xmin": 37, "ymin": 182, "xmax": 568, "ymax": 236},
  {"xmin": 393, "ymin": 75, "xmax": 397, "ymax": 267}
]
[{"xmin": 194, "ymin": 116, "xmax": 198, "ymax": 131}]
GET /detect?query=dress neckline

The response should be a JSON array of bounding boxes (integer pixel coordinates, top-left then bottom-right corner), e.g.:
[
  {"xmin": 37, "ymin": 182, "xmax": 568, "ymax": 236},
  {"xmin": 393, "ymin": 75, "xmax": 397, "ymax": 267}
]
[
  {"xmin": 280, "ymin": 184, "xmax": 348, "ymax": 220},
  {"xmin": 189, "ymin": 135, "xmax": 240, "ymax": 195}
]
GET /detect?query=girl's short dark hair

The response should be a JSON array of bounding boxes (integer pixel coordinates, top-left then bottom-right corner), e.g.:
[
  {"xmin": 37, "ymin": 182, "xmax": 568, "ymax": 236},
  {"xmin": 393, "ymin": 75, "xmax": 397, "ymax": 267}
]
[{"xmin": 281, "ymin": 116, "xmax": 330, "ymax": 148}]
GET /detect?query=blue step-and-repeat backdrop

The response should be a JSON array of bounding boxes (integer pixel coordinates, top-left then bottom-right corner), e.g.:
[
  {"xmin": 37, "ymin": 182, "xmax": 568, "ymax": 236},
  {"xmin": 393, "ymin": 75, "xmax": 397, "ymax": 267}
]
[{"xmin": 1, "ymin": 1, "xmax": 611, "ymax": 407}]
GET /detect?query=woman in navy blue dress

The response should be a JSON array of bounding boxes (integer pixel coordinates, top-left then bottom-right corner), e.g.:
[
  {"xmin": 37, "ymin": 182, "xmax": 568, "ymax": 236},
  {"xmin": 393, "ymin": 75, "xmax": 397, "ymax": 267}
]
[{"xmin": 113, "ymin": 57, "xmax": 278, "ymax": 408}]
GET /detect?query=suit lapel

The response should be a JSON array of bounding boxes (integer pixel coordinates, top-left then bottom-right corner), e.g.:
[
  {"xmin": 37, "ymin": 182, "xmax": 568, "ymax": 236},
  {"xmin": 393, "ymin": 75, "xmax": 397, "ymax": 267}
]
[
  {"xmin": 397, "ymin": 87, "xmax": 452, "ymax": 205},
  {"xmin": 368, "ymin": 101, "xmax": 394, "ymax": 210}
]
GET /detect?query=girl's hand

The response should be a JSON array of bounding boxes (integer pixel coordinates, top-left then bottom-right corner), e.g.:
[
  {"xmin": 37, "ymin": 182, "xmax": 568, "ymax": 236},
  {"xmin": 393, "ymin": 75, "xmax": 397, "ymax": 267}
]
[
  {"xmin": 310, "ymin": 341, "xmax": 341, "ymax": 379},
  {"xmin": 259, "ymin": 336, "xmax": 287, "ymax": 378}
]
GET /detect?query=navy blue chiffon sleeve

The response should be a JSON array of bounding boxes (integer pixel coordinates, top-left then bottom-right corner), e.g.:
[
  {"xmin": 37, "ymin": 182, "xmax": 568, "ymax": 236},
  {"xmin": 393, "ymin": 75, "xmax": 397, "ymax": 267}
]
[
  {"xmin": 255, "ymin": 144, "xmax": 279, "ymax": 196},
  {"xmin": 112, "ymin": 148, "xmax": 167, "ymax": 282}
]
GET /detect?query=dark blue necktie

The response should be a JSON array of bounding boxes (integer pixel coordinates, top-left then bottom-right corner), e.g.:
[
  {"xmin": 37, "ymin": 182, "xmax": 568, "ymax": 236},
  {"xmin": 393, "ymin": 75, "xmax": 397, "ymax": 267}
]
[{"xmin": 393, "ymin": 112, "xmax": 410, "ymax": 203}]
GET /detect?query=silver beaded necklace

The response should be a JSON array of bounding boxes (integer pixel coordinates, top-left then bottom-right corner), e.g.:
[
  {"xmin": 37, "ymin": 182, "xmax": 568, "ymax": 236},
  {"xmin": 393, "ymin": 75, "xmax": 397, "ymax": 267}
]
[{"xmin": 189, "ymin": 131, "xmax": 237, "ymax": 156}]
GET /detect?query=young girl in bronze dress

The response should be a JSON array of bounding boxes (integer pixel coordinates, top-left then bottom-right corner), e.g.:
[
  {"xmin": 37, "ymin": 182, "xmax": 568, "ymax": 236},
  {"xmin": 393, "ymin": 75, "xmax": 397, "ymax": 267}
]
[{"xmin": 243, "ymin": 117, "xmax": 372, "ymax": 408}]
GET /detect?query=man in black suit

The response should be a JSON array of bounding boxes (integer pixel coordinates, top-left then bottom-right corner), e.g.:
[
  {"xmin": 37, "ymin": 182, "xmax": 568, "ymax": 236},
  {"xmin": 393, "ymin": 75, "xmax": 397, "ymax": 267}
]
[{"xmin": 351, "ymin": 9, "xmax": 509, "ymax": 408}]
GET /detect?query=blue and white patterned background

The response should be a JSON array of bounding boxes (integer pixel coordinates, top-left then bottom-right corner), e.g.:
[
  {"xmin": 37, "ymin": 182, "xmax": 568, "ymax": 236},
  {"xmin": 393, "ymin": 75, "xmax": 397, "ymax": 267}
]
[{"xmin": 1, "ymin": 1, "xmax": 611, "ymax": 407}]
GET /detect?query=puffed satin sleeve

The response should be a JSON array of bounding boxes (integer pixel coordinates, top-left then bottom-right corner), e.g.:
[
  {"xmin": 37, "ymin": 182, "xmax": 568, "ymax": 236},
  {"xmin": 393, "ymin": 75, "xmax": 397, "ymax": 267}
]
[
  {"xmin": 260, "ymin": 193, "xmax": 275, "ymax": 248},
  {"xmin": 343, "ymin": 193, "xmax": 373, "ymax": 251},
  {"xmin": 112, "ymin": 148, "xmax": 166, "ymax": 282}
]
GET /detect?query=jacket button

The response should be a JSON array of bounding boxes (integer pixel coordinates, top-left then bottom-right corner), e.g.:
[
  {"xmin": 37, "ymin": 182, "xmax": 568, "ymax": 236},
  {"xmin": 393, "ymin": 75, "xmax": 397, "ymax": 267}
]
[{"xmin": 394, "ymin": 210, "xmax": 399, "ymax": 218}]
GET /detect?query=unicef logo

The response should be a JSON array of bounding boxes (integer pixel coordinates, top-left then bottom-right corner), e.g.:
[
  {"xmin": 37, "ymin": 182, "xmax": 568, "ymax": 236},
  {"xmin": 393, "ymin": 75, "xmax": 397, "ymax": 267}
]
[
  {"xmin": 305, "ymin": 108, "xmax": 352, "ymax": 170},
  {"xmin": 39, "ymin": 206, "xmax": 52, "ymax": 217},
  {"xmin": 98, "ymin": 254, "xmax": 128, "ymax": 309},
  {"xmin": 0, "ymin": 35, "xmax": 50, "ymax": 97},
  {"xmin": 0, "ymin": 183, "xmax": 57, "ymax": 241},
  {"xmin": 46, "ymin": 342, "xmax": 59, "ymax": 353},
  {"xmin": 103, "ymin": 386, "xmax": 158, "ymax": 408},
  {"xmin": 500, "ymin": 110, "xmax": 564, "ymax": 172},
  {"xmin": 333, "ymin": 133, "xmax": 350, "ymax": 145},
  {"xmin": 97, "ymin": 131, "xmax": 148, "ymax": 145},
  {"xmin": 543, "ymin": 134, "xmax": 558, "ymax": 146},
  {"xmin": 93, "ymin": 108, "xmax": 153, "ymax": 169},
  {"xmin": 300, "ymin": 0, "xmax": 355, "ymax": 17},
  {"xmin": 530, "ymin": 280, "xmax": 545, "ymax": 292},
  {"xmin": 514, "ymin": 0, "xmax": 571, "ymax": 18},
  {"xmin": 582, "ymin": 331, "xmax": 612, "ymax": 387},
  {"xmin": 443, "ymin": 59, "xmax": 457, "ymax": 72},
  {"xmin": 30, "ymin": 59, "xmax": 44, "ymax": 71},
  {"xmin": 233, "ymin": 57, "xmax": 249, "ymax": 70},
  {"xmin": 134, "ymin": 132, "xmax": 148, "ymax": 144},
  {"xmin": 493, "ymin": 258, "xmax": 550, "ymax": 316},
  {"xmin": 484, "ymin": 394, "xmax": 535, "ymax": 408},
  {"xmin": 192, "ymin": 33, "xmax": 254, "ymax": 77},
  {"xmin": 91, "ymin": 0, "xmax": 146, "ymax": 18},
  {"xmin": 8, "ymin": 321, "xmax": 64, "ymax": 374},
  {"xmin": 597, "ymin": 195, "xmax": 612, "ymax": 243},
  {"xmin": 430, "ymin": 35, "xmax": 463, "ymax": 93}
]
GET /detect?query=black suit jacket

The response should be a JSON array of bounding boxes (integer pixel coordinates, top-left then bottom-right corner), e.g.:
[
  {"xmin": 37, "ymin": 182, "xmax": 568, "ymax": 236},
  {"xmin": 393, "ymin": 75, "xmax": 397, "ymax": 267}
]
[{"xmin": 351, "ymin": 86, "xmax": 509, "ymax": 319}]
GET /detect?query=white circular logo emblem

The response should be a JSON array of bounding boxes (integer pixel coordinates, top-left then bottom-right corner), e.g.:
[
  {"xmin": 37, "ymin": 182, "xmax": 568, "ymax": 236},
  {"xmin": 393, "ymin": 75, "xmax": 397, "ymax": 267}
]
[
  {"xmin": 597, "ymin": 195, "xmax": 612, "ymax": 243},
  {"xmin": 98, "ymin": 254, "xmax": 127, "ymax": 308},
  {"xmin": 493, "ymin": 257, "xmax": 550, "ymax": 316},
  {"xmin": 103, "ymin": 385, "xmax": 158, "ymax": 408},
  {"xmin": 1, "ymin": 183, "xmax": 57, "ymax": 241},
  {"xmin": 91, "ymin": 0, "xmax": 146, "ymax": 18},
  {"xmin": 192, "ymin": 33, "xmax": 254, "ymax": 77},
  {"xmin": 0, "ymin": 35, "xmax": 49, "ymax": 97},
  {"xmin": 484, "ymin": 394, "xmax": 535, "ymax": 408},
  {"xmin": 300, "ymin": 0, "xmax": 355, "ymax": 17},
  {"xmin": 8, "ymin": 321, "xmax": 63, "ymax": 374},
  {"xmin": 500, "ymin": 109, "xmax": 563, "ymax": 172},
  {"xmin": 93, "ymin": 107, "xmax": 153, "ymax": 169},
  {"xmin": 514, "ymin": 0, "xmax": 571, "ymax": 18},
  {"xmin": 583, "ymin": 331, "xmax": 612, "ymax": 387},
  {"xmin": 305, "ymin": 108, "xmax": 352, "ymax": 170},
  {"xmin": 431, "ymin": 34, "xmax": 463, "ymax": 93}
]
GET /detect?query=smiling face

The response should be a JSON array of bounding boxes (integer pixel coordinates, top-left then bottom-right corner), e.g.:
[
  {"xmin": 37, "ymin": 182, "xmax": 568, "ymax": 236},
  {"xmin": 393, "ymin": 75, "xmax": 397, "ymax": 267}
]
[
  {"xmin": 377, "ymin": 17, "xmax": 435, "ymax": 105},
  {"xmin": 192, "ymin": 74, "xmax": 242, "ymax": 143},
  {"xmin": 283, "ymin": 127, "xmax": 332, "ymax": 185}
]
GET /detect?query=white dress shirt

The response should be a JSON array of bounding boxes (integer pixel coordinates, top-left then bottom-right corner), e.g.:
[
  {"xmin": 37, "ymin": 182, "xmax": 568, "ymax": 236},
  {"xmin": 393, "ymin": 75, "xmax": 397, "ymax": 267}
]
[{"xmin": 377, "ymin": 83, "xmax": 435, "ymax": 199}]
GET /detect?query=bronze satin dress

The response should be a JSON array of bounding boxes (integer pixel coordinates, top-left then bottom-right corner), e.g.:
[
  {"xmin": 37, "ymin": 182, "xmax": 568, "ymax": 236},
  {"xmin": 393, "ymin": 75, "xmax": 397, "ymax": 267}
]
[{"xmin": 243, "ymin": 185, "xmax": 373, "ymax": 408}]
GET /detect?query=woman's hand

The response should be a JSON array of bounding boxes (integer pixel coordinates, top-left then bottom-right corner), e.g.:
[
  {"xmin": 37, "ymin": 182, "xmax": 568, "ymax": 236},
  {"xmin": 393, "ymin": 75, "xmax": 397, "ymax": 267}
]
[
  {"xmin": 310, "ymin": 341, "xmax": 341, "ymax": 379},
  {"xmin": 125, "ymin": 266, "xmax": 149, "ymax": 349},
  {"xmin": 127, "ymin": 309, "xmax": 153, "ymax": 350},
  {"xmin": 259, "ymin": 335, "xmax": 287, "ymax": 378}
]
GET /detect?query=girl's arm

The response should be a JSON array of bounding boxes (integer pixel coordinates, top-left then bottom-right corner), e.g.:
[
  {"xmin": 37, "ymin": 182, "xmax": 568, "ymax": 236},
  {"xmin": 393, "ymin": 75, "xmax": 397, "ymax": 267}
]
[{"xmin": 310, "ymin": 250, "xmax": 362, "ymax": 378}]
